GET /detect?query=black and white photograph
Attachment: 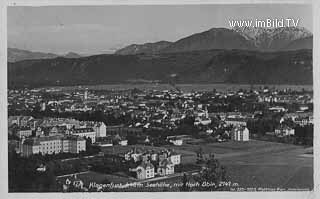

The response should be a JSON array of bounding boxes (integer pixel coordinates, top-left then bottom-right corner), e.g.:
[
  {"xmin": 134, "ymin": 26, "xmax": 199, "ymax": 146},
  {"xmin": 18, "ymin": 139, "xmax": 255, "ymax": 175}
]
[{"xmin": 4, "ymin": 1, "xmax": 317, "ymax": 194}]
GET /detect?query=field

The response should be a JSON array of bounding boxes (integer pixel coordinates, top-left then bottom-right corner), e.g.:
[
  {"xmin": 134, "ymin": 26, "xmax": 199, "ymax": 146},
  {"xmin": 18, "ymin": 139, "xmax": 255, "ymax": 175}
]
[
  {"xmin": 59, "ymin": 140, "xmax": 313, "ymax": 191},
  {"xmin": 100, "ymin": 140, "xmax": 313, "ymax": 190}
]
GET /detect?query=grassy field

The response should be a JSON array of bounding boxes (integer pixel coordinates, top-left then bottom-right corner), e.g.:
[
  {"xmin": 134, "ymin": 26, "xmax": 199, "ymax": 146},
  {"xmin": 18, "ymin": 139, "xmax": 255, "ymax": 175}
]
[{"xmin": 77, "ymin": 140, "xmax": 313, "ymax": 191}]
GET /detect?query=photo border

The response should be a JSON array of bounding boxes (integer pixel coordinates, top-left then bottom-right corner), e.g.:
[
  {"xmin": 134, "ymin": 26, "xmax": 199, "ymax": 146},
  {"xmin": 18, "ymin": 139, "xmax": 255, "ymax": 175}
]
[{"xmin": 1, "ymin": 1, "xmax": 319, "ymax": 199}]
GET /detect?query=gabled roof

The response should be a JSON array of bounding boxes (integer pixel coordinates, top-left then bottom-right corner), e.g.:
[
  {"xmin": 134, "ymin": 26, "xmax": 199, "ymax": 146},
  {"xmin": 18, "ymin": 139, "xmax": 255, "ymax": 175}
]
[
  {"xmin": 159, "ymin": 158, "xmax": 173, "ymax": 167},
  {"xmin": 138, "ymin": 161, "xmax": 154, "ymax": 170}
]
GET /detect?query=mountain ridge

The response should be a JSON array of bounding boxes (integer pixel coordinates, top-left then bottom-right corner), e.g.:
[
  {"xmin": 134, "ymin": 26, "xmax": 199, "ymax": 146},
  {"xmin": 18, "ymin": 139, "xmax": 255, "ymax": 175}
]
[
  {"xmin": 115, "ymin": 27, "xmax": 312, "ymax": 55},
  {"xmin": 115, "ymin": 41, "xmax": 172, "ymax": 55},
  {"xmin": 8, "ymin": 49, "xmax": 312, "ymax": 88},
  {"xmin": 8, "ymin": 48, "xmax": 83, "ymax": 62}
]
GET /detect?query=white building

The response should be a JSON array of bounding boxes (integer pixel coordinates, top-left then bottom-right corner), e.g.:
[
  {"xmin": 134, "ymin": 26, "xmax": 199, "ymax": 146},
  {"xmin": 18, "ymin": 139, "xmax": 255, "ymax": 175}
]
[
  {"xmin": 130, "ymin": 161, "xmax": 155, "ymax": 180},
  {"xmin": 275, "ymin": 126, "xmax": 295, "ymax": 137},
  {"xmin": 70, "ymin": 128, "xmax": 96, "ymax": 143},
  {"xmin": 231, "ymin": 126, "xmax": 249, "ymax": 141},
  {"xmin": 225, "ymin": 118, "xmax": 247, "ymax": 127},
  {"xmin": 93, "ymin": 122, "xmax": 107, "ymax": 137},
  {"xmin": 21, "ymin": 135, "xmax": 86, "ymax": 157},
  {"xmin": 16, "ymin": 127, "xmax": 33, "ymax": 139},
  {"xmin": 169, "ymin": 139, "xmax": 183, "ymax": 146}
]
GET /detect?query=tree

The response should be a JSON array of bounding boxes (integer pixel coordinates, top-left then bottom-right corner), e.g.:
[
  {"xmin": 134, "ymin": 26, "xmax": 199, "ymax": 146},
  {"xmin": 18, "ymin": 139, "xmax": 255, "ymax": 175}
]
[
  {"xmin": 196, "ymin": 147, "xmax": 204, "ymax": 164},
  {"xmin": 126, "ymin": 134, "xmax": 138, "ymax": 145},
  {"xmin": 180, "ymin": 173, "xmax": 189, "ymax": 191},
  {"xmin": 194, "ymin": 153, "xmax": 228, "ymax": 191}
]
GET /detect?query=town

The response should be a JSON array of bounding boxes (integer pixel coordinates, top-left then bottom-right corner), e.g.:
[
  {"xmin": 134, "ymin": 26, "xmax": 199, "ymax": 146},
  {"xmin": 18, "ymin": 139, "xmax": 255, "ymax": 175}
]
[{"xmin": 8, "ymin": 85, "xmax": 313, "ymax": 192}]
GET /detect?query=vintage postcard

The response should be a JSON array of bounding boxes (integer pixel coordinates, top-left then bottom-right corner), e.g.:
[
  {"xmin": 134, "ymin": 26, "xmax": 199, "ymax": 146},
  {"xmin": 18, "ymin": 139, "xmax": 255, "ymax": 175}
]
[{"xmin": 2, "ymin": 0, "xmax": 319, "ymax": 198}]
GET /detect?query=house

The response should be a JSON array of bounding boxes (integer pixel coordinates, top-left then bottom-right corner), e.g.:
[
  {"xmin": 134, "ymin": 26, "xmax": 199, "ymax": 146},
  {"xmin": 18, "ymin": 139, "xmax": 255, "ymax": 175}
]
[
  {"xmin": 131, "ymin": 161, "xmax": 155, "ymax": 180},
  {"xmin": 70, "ymin": 128, "xmax": 96, "ymax": 143},
  {"xmin": 119, "ymin": 139, "xmax": 128, "ymax": 146},
  {"xmin": 35, "ymin": 127, "xmax": 44, "ymax": 136},
  {"xmin": 157, "ymin": 159, "xmax": 174, "ymax": 176},
  {"xmin": 126, "ymin": 148, "xmax": 181, "ymax": 179},
  {"xmin": 231, "ymin": 126, "xmax": 249, "ymax": 141},
  {"xmin": 294, "ymin": 117, "xmax": 312, "ymax": 126},
  {"xmin": 8, "ymin": 116, "xmax": 34, "ymax": 127},
  {"xmin": 169, "ymin": 139, "xmax": 183, "ymax": 146},
  {"xmin": 269, "ymin": 106, "xmax": 287, "ymax": 113},
  {"xmin": 225, "ymin": 118, "xmax": 247, "ymax": 127},
  {"xmin": 168, "ymin": 153, "xmax": 181, "ymax": 165},
  {"xmin": 150, "ymin": 153, "xmax": 158, "ymax": 161},
  {"xmin": 36, "ymin": 164, "xmax": 47, "ymax": 172},
  {"xmin": 125, "ymin": 149, "xmax": 143, "ymax": 162},
  {"xmin": 275, "ymin": 126, "xmax": 295, "ymax": 137},
  {"xmin": 93, "ymin": 122, "xmax": 107, "ymax": 137},
  {"xmin": 141, "ymin": 153, "xmax": 151, "ymax": 162},
  {"xmin": 96, "ymin": 138, "xmax": 113, "ymax": 147},
  {"xmin": 194, "ymin": 117, "xmax": 211, "ymax": 126},
  {"xmin": 16, "ymin": 127, "xmax": 32, "ymax": 139}
]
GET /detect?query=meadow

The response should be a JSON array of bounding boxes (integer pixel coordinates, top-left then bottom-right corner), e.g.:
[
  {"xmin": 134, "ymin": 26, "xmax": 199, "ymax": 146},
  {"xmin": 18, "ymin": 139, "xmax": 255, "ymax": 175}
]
[{"xmin": 100, "ymin": 140, "xmax": 313, "ymax": 190}]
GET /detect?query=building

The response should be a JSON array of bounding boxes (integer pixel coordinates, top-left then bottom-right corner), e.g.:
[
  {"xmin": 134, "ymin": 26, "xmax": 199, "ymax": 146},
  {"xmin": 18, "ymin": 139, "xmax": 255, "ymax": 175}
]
[
  {"xmin": 21, "ymin": 135, "xmax": 86, "ymax": 157},
  {"xmin": 294, "ymin": 117, "xmax": 312, "ymax": 126},
  {"xmin": 8, "ymin": 116, "xmax": 34, "ymax": 127},
  {"xmin": 127, "ymin": 148, "xmax": 181, "ymax": 179},
  {"xmin": 194, "ymin": 117, "xmax": 212, "ymax": 126},
  {"xmin": 275, "ymin": 126, "xmax": 295, "ymax": 137},
  {"xmin": 105, "ymin": 125, "xmax": 143, "ymax": 136},
  {"xmin": 16, "ymin": 127, "xmax": 33, "ymax": 139},
  {"xmin": 157, "ymin": 159, "xmax": 174, "ymax": 176},
  {"xmin": 96, "ymin": 139, "xmax": 113, "ymax": 147},
  {"xmin": 130, "ymin": 161, "xmax": 155, "ymax": 180},
  {"xmin": 93, "ymin": 122, "xmax": 107, "ymax": 137},
  {"xmin": 21, "ymin": 138, "xmax": 41, "ymax": 157},
  {"xmin": 168, "ymin": 153, "xmax": 181, "ymax": 165},
  {"xmin": 169, "ymin": 139, "xmax": 183, "ymax": 146},
  {"xmin": 231, "ymin": 126, "xmax": 250, "ymax": 141},
  {"xmin": 83, "ymin": 121, "xmax": 107, "ymax": 137},
  {"xmin": 39, "ymin": 118, "xmax": 81, "ymax": 129},
  {"xmin": 225, "ymin": 118, "xmax": 247, "ymax": 127},
  {"xmin": 268, "ymin": 106, "xmax": 287, "ymax": 113},
  {"xmin": 62, "ymin": 136, "xmax": 86, "ymax": 153},
  {"xmin": 119, "ymin": 140, "xmax": 128, "ymax": 146},
  {"xmin": 70, "ymin": 128, "xmax": 96, "ymax": 143}
]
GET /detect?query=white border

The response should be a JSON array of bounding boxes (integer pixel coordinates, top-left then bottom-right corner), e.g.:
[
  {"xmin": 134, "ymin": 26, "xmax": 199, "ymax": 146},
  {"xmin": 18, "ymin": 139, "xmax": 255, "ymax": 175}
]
[{"xmin": 1, "ymin": 1, "xmax": 319, "ymax": 199}]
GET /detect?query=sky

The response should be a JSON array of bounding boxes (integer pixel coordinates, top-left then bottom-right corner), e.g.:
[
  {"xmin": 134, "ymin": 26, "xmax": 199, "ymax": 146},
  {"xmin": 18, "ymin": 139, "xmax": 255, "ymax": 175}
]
[{"xmin": 7, "ymin": 4, "xmax": 313, "ymax": 55}]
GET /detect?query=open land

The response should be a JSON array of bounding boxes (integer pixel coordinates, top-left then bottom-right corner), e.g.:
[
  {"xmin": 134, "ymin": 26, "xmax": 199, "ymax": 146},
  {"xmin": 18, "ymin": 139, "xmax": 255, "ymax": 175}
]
[{"xmin": 92, "ymin": 140, "xmax": 313, "ymax": 190}]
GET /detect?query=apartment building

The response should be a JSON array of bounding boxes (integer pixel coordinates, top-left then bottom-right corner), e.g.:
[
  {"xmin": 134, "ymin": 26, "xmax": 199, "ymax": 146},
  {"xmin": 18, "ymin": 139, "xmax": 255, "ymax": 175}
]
[{"xmin": 21, "ymin": 135, "xmax": 86, "ymax": 157}]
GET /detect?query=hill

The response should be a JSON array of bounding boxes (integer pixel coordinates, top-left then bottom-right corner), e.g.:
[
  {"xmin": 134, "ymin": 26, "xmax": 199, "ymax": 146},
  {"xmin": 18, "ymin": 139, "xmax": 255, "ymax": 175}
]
[
  {"xmin": 115, "ymin": 27, "xmax": 312, "ymax": 55},
  {"xmin": 8, "ymin": 48, "xmax": 82, "ymax": 62},
  {"xmin": 283, "ymin": 36, "xmax": 313, "ymax": 51},
  {"xmin": 8, "ymin": 49, "xmax": 312, "ymax": 88},
  {"xmin": 162, "ymin": 28, "xmax": 256, "ymax": 53},
  {"xmin": 115, "ymin": 41, "xmax": 172, "ymax": 55}
]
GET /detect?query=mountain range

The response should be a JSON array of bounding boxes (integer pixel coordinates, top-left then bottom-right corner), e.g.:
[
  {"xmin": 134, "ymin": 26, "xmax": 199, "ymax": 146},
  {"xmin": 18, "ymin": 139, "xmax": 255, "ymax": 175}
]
[
  {"xmin": 8, "ymin": 48, "xmax": 82, "ymax": 62},
  {"xmin": 115, "ymin": 27, "xmax": 312, "ymax": 55},
  {"xmin": 8, "ymin": 27, "xmax": 313, "ymax": 88},
  {"xmin": 8, "ymin": 49, "xmax": 312, "ymax": 88}
]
